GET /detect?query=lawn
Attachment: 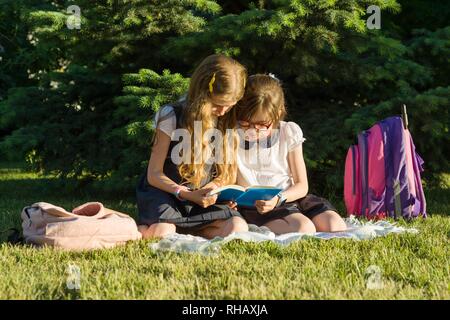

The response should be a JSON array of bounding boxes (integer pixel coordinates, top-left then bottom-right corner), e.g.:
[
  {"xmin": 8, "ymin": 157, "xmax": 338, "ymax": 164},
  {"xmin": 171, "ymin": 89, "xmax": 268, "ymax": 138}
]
[{"xmin": 0, "ymin": 162, "xmax": 448, "ymax": 299}]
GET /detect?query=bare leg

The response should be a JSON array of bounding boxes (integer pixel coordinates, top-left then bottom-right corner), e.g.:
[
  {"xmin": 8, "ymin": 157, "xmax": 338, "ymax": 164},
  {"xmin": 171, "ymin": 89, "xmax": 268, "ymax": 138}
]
[
  {"xmin": 138, "ymin": 222, "xmax": 176, "ymax": 239},
  {"xmin": 311, "ymin": 210, "xmax": 347, "ymax": 232},
  {"xmin": 194, "ymin": 216, "xmax": 249, "ymax": 239},
  {"xmin": 263, "ymin": 213, "xmax": 316, "ymax": 235}
]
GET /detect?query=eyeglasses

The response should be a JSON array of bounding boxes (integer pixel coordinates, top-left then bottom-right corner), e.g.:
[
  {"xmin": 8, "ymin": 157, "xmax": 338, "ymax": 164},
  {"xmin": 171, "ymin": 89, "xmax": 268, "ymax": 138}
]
[{"xmin": 237, "ymin": 120, "xmax": 273, "ymax": 131}]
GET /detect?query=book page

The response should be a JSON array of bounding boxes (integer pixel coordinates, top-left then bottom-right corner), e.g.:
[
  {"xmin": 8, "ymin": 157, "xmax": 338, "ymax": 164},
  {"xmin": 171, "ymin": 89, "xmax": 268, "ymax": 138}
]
[{"xmin": 208, "ymin": 184, "xmax": 245, "ymax": 196}]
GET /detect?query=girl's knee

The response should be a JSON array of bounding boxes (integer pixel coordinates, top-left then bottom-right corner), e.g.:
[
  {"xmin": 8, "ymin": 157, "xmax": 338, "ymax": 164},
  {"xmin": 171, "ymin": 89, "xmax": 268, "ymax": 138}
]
[
  {"xmin": 298, "ymin": 218, "xmax": 316, "ymax": 234},
  {"xmin": 312, "ymin": 210, "xmax": 347, "ymax": 232},
  {"xmin": 227, "ymin": 216, "xmax": 249, "ymax": 234},
  {"xmin": 329, "ymin": 216, "xmax": 347, "ymax": 232},
  {"xmin": 287, "ymin": 214, "xmax": 316, "ymax": 234},
  {"xmin": 139, "ymin": 222, "xmax": 176, "ymax": 239}
]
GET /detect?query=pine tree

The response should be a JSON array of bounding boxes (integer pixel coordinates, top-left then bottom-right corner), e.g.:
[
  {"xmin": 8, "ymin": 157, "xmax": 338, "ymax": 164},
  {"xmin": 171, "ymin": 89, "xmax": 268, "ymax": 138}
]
[
  {"xmin": 0, "ymin": 0, "xmax": 448, "ymax": 193},
  {"xmin": 0, "ymin": 0, "xmax": 217, "ymax": 188},
  {"xmin": 161, "ymin": 0, "xmax": 449, "ymax": 191},
  {"xmin": 104, "ymin": 68, "xmax": 189, "ymax": 192}
]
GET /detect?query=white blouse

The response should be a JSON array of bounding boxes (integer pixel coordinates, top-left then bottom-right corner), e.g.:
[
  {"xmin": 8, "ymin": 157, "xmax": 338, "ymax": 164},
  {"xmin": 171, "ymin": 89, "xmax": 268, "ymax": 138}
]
[
  {"xmin": 153, "ymin": 105, "xmax": 218, "ymax": 137},
  {"xmin": 153, "ymin": 105, "xmax": 177, "ymax": 137},
  {"xmin": 237, "ymin": 121, "xmax": 305, "ymax": 190}
]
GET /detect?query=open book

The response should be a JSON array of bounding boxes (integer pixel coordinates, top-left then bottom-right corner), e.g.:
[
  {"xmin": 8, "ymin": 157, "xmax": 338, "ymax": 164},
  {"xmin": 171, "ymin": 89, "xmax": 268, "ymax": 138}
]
[{"xmin": 208, "ymin": 185, "xmax": 282, "ymax": 208}]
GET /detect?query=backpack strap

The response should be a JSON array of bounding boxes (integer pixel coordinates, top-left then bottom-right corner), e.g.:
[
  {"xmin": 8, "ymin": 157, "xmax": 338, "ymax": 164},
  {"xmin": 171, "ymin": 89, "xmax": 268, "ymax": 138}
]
[
  {"xmin": 358, "ymin": 131, "xmax": 369, "ymax": 218},
  {"xmin": 170, "ymin": 99, "xmax": 186, "ymax": 130}
]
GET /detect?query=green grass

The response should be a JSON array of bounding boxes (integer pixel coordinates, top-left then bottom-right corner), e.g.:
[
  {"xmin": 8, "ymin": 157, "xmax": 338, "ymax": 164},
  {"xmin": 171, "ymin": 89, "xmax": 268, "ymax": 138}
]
[{"xmin": 0, "ymin": 163, "xmax": 449, "ymax": 299}]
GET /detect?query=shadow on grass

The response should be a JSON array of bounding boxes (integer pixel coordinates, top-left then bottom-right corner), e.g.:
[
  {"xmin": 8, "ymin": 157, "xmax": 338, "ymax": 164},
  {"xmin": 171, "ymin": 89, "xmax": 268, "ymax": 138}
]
[
  {"xmin": 0, "ymin": 162, "xmax": 448, "ymax": 245},
  {"xmin": 0, "ymin": 175, "xmax": 136, "ymax": 201},
  {"xmin": 424, "ymin": 187, "xmax": 450, "ymax": 217},
  {"xmin": 0, "ymin": 163, "xmax": 139, "ymax": 243}
]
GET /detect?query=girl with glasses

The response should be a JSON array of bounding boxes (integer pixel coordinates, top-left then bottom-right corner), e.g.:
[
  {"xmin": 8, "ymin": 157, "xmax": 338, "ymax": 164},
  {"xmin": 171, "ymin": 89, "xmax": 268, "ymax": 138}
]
[{"xmin": 233, "ymin": 74, "xmax": 347, "ymax": 234}]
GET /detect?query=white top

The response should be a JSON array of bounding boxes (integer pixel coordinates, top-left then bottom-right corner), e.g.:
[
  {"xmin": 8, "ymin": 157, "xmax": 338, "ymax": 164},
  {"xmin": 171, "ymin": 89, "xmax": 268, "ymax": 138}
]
[
  {"xmin": 237, "ymin": 121, "xmax": 305, "ymax": 190},
  {"xmin": 154, "ymin": 105, "xmax": 177, "ymax": 137},
  {"xmin": 153, "ymin": 105, "xmax": 218, "ymax": 136}
]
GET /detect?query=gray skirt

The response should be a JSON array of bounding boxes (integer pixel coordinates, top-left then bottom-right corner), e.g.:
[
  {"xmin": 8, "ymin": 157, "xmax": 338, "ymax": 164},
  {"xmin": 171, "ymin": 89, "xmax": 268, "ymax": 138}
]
[
  {"xmin": 238, "ymin": 194, "xmax": 337, "ymax": 226},
  {"xmin": 136, "ymin": 172, "xmax": 242, "ymax": 230}
]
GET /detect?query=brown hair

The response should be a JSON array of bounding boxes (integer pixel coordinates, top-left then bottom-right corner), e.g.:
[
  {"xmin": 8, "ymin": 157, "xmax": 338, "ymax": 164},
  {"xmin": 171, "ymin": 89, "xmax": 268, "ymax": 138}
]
[
  {"xmin": 236, "ymin": 74, "xmax": 287, "ymax": 127},
  {"xmin": 178, "ymin": 54, "xmax": 247, "ymax": 188}
]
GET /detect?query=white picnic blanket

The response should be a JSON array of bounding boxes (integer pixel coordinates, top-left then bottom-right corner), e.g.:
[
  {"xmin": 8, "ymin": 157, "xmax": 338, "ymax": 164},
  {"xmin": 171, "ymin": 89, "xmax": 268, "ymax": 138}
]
[{"xmin": 149, "ymin": 216, "xmax": 418, "ymax": 255}]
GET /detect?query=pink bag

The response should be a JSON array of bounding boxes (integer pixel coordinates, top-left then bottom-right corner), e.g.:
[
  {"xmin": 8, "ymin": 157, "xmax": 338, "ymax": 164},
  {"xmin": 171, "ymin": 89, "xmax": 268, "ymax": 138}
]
[
  {"xmin": 344, "ymin": 116, "xmax": 426, "ymax": 219},
  {"xmin": 344, "ymin": 144, "xmax": 361, "ymax": 215},
  {"xmin": 344, "ymin": 127, "xmax": 387, "ymax": 219},
  {"xmin": 21, "ymin": 202, "xmax": 141, "ymax": 250}
]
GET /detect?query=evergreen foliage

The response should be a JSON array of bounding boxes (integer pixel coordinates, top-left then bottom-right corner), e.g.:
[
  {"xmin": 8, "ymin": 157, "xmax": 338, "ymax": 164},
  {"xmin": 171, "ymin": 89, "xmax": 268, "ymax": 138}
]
[{"xmin": 0, "ymin": 0, "xmax": 448, "ymax": 193}]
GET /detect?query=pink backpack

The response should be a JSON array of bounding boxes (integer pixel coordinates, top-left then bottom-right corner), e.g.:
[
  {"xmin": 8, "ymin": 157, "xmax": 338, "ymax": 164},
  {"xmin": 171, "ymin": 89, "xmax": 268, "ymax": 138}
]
[
  {"xmin": 21, "ymin": 202, "xmax": 142, "ymax": 250},
  {"xmin": 344, "ymin": 112, "xmax": 426, "ymax": 220}
]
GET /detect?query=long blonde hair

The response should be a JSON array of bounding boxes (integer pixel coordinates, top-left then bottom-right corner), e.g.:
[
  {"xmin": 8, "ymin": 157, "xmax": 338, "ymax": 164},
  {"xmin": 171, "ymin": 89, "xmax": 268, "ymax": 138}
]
[{"xmin": 179, "ymin": 54, "xmax": 247, "ymax": 188}]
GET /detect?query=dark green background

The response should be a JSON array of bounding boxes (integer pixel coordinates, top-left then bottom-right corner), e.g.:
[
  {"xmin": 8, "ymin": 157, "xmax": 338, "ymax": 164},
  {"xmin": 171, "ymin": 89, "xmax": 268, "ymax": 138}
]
[{"xmin": 0, "ymin": 0, "xmax": 448, "ymax": 196}]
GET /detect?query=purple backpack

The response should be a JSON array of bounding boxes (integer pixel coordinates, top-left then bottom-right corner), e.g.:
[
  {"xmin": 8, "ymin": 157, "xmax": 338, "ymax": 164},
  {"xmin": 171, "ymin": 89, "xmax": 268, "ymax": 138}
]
[{"xmin": 344, "ymin": 112, "xmax": 426, "ymax": 220}]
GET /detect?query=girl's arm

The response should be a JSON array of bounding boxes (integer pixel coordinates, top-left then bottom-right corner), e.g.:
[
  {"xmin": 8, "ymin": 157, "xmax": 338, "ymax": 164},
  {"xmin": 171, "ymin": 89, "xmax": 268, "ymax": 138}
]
[
  {"xmin": 282, "ymin": 143, "xmax": 308, "ymax": 202},
  {"xmin": 147, "ymin": 128, "xmax": 182, "ymax": 194},
  {"xmin": 202, "ymin": 179, "xmax": 222, "ymax": 190},
  {"xmin": 255, "ymin": 144, "xmax": 308, "ymax": 214},
  {"xmin": 148, "ymin": 129, "xmax": 216, "ymax": 208}
]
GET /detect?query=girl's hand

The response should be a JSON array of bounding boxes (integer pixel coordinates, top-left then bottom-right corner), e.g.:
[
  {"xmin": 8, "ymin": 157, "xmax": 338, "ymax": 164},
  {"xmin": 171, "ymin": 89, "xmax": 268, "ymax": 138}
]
[
  {"xmin": 226, "ymin": 201, "xmax": 238, "ymax": 211},
  {"xmin": 255, "ymin": 197, "xmax": 278, "ymax": 214},
  {"xmin": 202, "ymin": 180, "xmax": 220, "ymax": 190},
  {"xmin": 181, "ymin": 188, "xmax": 217, "ymax": 208}
]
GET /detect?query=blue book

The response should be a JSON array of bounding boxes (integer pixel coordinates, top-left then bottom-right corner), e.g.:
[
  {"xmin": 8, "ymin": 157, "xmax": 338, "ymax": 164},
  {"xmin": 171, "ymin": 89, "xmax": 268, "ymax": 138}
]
[{"xmin": 208, "ymin": 185, "xmax": 282, "ymax": 208}]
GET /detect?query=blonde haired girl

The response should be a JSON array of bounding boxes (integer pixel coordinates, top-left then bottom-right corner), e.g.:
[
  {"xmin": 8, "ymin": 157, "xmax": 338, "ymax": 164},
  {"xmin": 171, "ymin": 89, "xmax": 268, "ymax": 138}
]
[{"xmin": 137, "ymin": 54, "xmax": 249, "ymax": 239}]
